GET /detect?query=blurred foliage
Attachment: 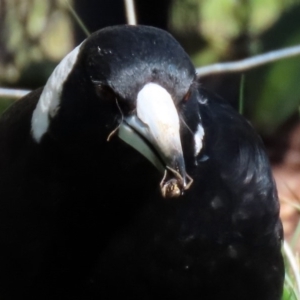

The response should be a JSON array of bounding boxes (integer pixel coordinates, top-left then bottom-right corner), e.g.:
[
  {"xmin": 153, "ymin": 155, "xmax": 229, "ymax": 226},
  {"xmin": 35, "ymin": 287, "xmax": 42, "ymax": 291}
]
[
  {"xmin": 169, "ymin": 0, "xmax": 300, "ymax": 135},
  {"xmin": 170, "ymin": 0, "xmax": 296, "ymax": 64},
  {"xmin": 0, "ymin": 0, "xmax": 73, "ymax": 85},
  {"xmin": 250, "ymin": 7, "xmax": 300, "ymax": 135},
  {"xmin": 253, "ymin": 56, "xmax": 300, "ymax": 135}
]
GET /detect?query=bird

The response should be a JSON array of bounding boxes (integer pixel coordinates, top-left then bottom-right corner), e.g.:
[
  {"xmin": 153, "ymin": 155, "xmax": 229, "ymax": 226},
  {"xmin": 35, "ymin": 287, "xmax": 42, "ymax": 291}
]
[{"xmin": 0, "ymin": 25, "xmax": 284, "ymax": 300}]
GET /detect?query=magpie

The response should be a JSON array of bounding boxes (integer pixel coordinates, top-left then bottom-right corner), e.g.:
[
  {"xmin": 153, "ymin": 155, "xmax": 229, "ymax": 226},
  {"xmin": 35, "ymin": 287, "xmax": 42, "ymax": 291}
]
[{"xmin": 0, "ymin": 25, "xmax": 284, "ymax": 300}]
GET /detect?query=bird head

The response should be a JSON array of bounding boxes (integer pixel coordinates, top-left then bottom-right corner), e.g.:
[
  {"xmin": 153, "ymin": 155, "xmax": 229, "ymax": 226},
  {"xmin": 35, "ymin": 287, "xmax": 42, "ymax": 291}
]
[{"xmin": 31, "ymin": 25, "xmax": 204, "ymax": 198}]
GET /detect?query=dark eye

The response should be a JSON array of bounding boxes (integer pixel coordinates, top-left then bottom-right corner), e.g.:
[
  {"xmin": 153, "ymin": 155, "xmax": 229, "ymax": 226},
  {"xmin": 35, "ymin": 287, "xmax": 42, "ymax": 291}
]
[
  {"xmin": 93, "ymin": 81, "xmax": 115, "ymax": 100},
  {"xmin": 183, "ymin": 90, "xmax": 191, "ymax": 102}
]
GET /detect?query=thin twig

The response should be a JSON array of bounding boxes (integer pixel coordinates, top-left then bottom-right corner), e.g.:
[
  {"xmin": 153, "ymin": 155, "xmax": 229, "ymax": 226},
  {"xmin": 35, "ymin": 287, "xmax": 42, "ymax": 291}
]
[
  {"xmin": 238, "ymin": 74, "xmax": 245, "ymax": 115},
  {"xmin": 280, "ymin": 196, "xmax": 300, "ymax": 212},
  {"xmin": 0, "ymin": 88, "xmax": 30, "ymax": 99},
  {"xmin": 291, "ymin": 220, "xmax": 300, "ymax": 252},
  {"xmin": 124, "ymin": 0, "xmax": 137, "ymax": 25},
  {"xmin": 65, "ymin": 0, "xmax": 90, "ymax": 37},
  {"xmin": 284, "ymin": 241, "xmax": 300, "ymax": 299},
  {"xmin": 196, "ymin": 44, "xmax": 300, "ymax": 77}
]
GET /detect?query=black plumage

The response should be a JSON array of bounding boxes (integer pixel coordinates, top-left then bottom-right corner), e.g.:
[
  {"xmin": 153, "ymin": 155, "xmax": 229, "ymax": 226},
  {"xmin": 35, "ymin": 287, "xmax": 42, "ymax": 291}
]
[{"xmin": 0, "ymin": 25, "xmax": 284, "ymax": 300}]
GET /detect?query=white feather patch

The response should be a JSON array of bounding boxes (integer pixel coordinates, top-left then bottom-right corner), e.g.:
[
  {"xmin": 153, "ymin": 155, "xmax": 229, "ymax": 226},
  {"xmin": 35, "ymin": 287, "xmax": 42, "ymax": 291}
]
[
  {"xmin": 194, "ymin": 124, "xmax": 204, "ymax": 156},
  {"xmin": 31, "ymin": 43, "xmax": 82, "ymax": 142}
]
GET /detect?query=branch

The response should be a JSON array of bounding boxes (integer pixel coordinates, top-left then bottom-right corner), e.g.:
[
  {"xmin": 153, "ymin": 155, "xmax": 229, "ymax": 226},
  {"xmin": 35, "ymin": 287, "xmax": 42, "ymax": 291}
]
[
  {"xmin": 0, "ymin": 88, "xmax": 30, "ymax": 99},
  {"xmin": 124, "ymin": 0, "xmax": 137, "ymax": 25},
  {"xmin": 196, "ymin": 44, "xmax": 300, "ymax": 77},
  {"xmin": 2, "ymin": 44, "xmax": 300, "ymax": 99},
  {"xmin": 65, "ymin": 0, "xmax": 90, "ymax": 37}
]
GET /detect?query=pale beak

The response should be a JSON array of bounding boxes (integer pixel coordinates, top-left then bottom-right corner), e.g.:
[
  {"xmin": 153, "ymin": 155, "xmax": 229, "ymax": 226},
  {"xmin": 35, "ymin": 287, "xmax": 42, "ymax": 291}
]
[{"xmin": 118, "ymin": 83, "xmax": 189, "ymax": 195}]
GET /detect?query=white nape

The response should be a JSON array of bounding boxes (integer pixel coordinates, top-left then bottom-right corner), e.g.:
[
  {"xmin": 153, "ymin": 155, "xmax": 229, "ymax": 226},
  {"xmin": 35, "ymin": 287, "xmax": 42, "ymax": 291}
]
[
  {"xmin": 194, "ymin": 123, "xmax": 204, "ymax": 156},
  {"xmin": 31, "ymin": 43, "xmax": 82, "ymax": 143}
]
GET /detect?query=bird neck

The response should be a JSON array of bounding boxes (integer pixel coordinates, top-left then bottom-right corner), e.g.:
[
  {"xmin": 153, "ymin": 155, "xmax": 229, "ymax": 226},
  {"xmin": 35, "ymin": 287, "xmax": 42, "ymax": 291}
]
[{"xmin": 31, "ymin": 44, "xmax": 82, "ymax": 143}]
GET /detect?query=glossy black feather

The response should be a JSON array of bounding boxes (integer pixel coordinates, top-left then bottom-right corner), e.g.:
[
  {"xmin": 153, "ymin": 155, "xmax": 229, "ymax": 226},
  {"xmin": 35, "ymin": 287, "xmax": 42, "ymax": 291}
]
[
  {"xmin": 86, "ymin": 88, "xmax": 284, "ymax": 300},
  {"xmin": 0, "ymin": 88, "xmax": 160, "ymax": 299},
  {"xmin": 0, "ymin": 25, "xmax": 283, "ymax": 300}
]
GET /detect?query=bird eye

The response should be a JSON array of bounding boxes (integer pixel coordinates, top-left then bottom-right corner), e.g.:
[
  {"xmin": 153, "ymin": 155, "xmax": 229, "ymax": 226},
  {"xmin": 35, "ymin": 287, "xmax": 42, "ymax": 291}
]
[
  {"xmin": 183, "ymin": 90, "xmax": 191, "ymax": 102},
  {"xmin": 93, "ymin": 82, "xmax": 115, "ymax": 100}
]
